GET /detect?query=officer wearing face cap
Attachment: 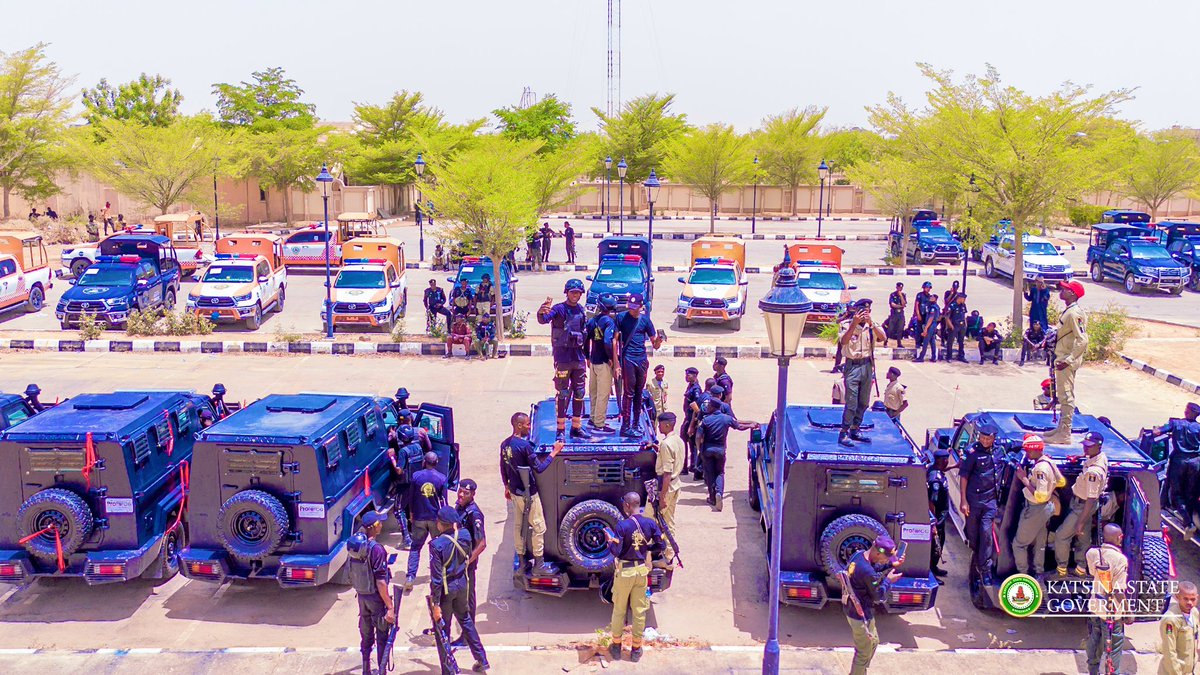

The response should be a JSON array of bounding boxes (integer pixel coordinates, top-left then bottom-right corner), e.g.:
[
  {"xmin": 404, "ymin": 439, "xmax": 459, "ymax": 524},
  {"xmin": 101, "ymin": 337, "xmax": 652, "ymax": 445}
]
[
  {"xmin": 837, "ymin": 297, "xmax": 885, "ymax": 448},
  {"xmin": 1054, "ymin": 430, "xmax": 1109, "ymax": 577},
  {"xmin": 429, "ymin": 505, "xmax": 489, "ymax": 672},
  {"xmin": 959, "ymin": 420, "xmax": 1000, "ymax": 586},
  {"xmin": 842, "ymin": 533, "xmax": 905, "ymax": 675},
  {"xmin": 1045, "ymin": 280, "xmax": 1089, "ymax": 444}
]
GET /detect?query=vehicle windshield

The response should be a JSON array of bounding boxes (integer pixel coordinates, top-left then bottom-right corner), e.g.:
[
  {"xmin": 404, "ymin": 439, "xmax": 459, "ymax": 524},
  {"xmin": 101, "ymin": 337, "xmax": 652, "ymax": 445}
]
[
  {"xmin": 336, "ymin": 270, "xmax": 386, "ymax": 289},
  {"xmin": 794, "ymin": 271, "xmax": 846, "ymax": 290},
  {"xmin": 456, "ymin": 263, "xmax": 503, "ymax": 286},
  {"xmin": 201, "ymin": 266, "xmax": 254, "ymax": 283},
  {"xmin": 917, "ymin": 226, "xmax": 952, "ymax": 238},
  {"xmin": 1130, "ymin": 245, "xmax": 1174, "ymax": 261},
  {"xmin": 77, "ymin": 267, "xmax": 134, "ymax": 286},
  {"xmin": 1021, "ymin": 241, "xmax": 1059, "ymax": 256},
  {"xmin": 596, "ymin": 263, "xmax": 645, "ymax": 283},
  {"xmin": 688, "ymin": 268, "xmax": 737, "ymax": 285}
]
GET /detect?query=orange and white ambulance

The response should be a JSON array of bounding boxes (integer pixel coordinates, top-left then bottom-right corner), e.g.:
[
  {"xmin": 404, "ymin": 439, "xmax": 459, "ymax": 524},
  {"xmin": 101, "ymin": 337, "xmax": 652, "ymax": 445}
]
[
  {"xmin": 0, "ymin": 232, "xmax": 53, "ymax": 317},
  {"xmin": 187, "ymin": 234, "xmax": 287, "ymax": 330},
  {"xmin": 324, "ymin": 237, "xmax": 407, "ymax": 332}
]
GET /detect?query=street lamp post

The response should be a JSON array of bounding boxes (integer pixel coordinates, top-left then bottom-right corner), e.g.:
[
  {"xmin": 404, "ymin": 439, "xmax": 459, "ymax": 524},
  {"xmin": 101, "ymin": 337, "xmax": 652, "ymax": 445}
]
[
  {"xmin": 826, "ymin": 161, "xmax": 834, "ymax": 218},
  {"xmin": 816, "ymin": 159, "xmax": 829, "ymax": 238},
  {"xmin": 758, "ymin": 266, "xmax": 812, "ymax": 675},
  {"xmin": 604, "ymin": 156, "xmax": 613, "ymax": 233},
  {"xmin": 963, "ymin": 173, "xmax": 978, "ymax": 291},
  {"xmin": 316, "ymin": 163, "xmax": 335, "ymax": 339},
  {"xmin": 212, "ymin": 157, "xmax": 221, "ymax": 241},
  {"xmin": 751, "ymin": 155, "xmax": 759, "ymax": 235},
  {"xmin": 645, "ymin": 169, "xmax": 661, "ymax": 243},
  {"xmin": 414, "ymin": 153, "xmax": 426, "ymax": 262},
  {"xmin": 617, "ymin": 157, "xmax": 627, "ymax": 235}
]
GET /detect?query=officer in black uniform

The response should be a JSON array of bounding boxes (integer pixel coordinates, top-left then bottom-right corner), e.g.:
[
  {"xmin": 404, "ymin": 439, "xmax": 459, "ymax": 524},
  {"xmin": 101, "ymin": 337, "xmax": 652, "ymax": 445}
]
[
  {"xmin": 430, "ymin": 506, "xmax": 489, "ymax": 672},
  {"xmin": 946, "ymin": 293, "xmax": 969, "ymax": 363},
  {"xmin": 928, "ymin": 449, "xmax": 952, "ymax": 579},
  {"xmin": 454, "ymin": 478, "xmax": 487, "ymax": 645},
  {"xmin": 23, "ymin": 384, "xmax": 46, "ymax": 412},
  {"xmin": 349, "ymin": 511, "xmax": 395, "ymax": 675},
  {"xmin": 959, "ymin": 421, "xmax": 1000, "ymax": 588}
]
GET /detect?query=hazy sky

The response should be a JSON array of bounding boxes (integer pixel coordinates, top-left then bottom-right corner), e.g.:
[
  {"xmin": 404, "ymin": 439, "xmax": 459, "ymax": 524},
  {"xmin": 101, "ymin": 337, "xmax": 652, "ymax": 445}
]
[{"xmin": 4, "ymin": 0, "xmax": 1198, "ymax": 133}]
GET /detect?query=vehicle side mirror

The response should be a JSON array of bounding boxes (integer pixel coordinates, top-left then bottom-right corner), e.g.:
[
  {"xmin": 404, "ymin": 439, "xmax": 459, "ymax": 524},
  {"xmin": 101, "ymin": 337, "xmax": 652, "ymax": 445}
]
[
  {"xmin": 585, "ymin": 275, "xmax": 593, "ymax": 281},
  {"xmin": 677, "ymin": 276, "xmax": 685, "ymax": 283},
  {"xmin": 938, "ymin": 435, "xmax": 951, "ymax": 450},
  {"xmin": 848, "ymin": 285, "xmax": 858, "ymax": 291},
  {"xmin": 391, "ymin": 281, "xmax": 402, "ymax": 288},
  {"xmin": 751, "ymin": 427, "xmax": 763, "ymax": 443},
  {"xmin": 258, "ymin": 275, "xmax": 269, "ymax": 283},
  {"xmin": 649, "ymin": 276, "xmax": 655, "ymax": 282},
  {"xmin": 136, "ymin": 279, "xmax": 150, "ymax": 289},
  {"xmin": 68, "ymin": 278, "xmax": 76, "ymax": 285},
  {"xmin": 509, "ymin": 278, "xmax": 519, "ymax": 284},
  {"xmin": 446, "ymin": 277, "xmax": 454, "ymax": 283}
]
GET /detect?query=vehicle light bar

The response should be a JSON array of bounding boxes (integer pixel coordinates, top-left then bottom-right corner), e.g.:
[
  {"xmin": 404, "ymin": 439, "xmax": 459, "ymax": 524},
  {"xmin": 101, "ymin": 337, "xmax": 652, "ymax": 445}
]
[
  {"xmin": 342, "ymin": 258, "xmax": 387, "ymax": 265},
  {"xmin": 95, "ymin": 255, "xmax": 142, "ymax": 264},
  {"xmin": 694, "ymin": 257, "xmax": 735, "ymax": 265},
  {"xmin": 462, "ymin": 256, "xmax": 482, "ymax": 263},
  {"xmin": 600, "ymin": 254, "xmax": 642, "ymax": 262}
]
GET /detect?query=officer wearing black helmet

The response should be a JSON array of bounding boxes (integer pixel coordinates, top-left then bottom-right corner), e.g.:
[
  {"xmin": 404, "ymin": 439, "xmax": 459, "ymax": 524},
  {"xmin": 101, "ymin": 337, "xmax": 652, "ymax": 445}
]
[
  {"xmin": 537, "ymin": 278, "xmax": 590, "ymax": 441},
  {"xmin": 211, "ymin": 383, "xmax": 230, "ymax": 419},
  {"xmin": 959, "ymin": 421, "xmax": 1000, "ymax": 586},
  {"xmin": 23, "ymin": 384, "xmax": 45, "ymax": 412},
  {"xmin": 387, "ymin": 421, "xmax": 421, "ymax": 549},
  {"xmin": 346, "ymin": 511, "xmax": 394, "ymax": 675},
  {"xmin": 394, "ymin": 387, "xmax": 411, "ymax": 413}
]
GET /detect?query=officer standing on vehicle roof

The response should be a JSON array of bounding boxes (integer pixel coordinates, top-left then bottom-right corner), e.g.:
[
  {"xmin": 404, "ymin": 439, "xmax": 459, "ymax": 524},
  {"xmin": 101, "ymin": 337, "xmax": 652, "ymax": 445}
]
[
  {"xmin": 500, "ymin": 412, "xmax": 563, "ymax": 573},
  {"xmin": 405, "ymin": 452, "xmax": 448, "ymax": 590},
  {"xmin": 429, "ymin": 506, "xmax": 490, "ymax": 673},
  {"xmin": 453, "ymin": 479, "xmax": 486, "ymax": 647},
  {"xmin": 1154, "ymin": 401, "xmax": 1200, "ymax": 514},
  {"xmin": 682, "ymin": 367, "xmax": 702, "ymax": 478},
  {"xmin": 959, "ymin": 421, "xmax": 1000, "ymax": 586},
  {"xmin": 842, "ymin": 534, "xmax": 905, "ymax": 675},
  {"xmin": 537, "ymin": 279, "xmax": 590, "ymax": 440},
  {"xmin": 1055, "ymin": 431, "xmax": 1109, "ymax": 577},
  {"xmin": 838, "ymin": 298, "xmax": 886, "ymax": 448},
  {"xmin": 605, "ymin": 492, "xmax": 664, "ymax": 664},
  {"xmin": 1159, "ymin": 580, "xmax": 1200, "ymax": 675},
  {"xmin": 348, "ymin": 511, "xmax": 394, "ymax": 675},
  {"xmin": 928, "ymin": 449, "xmax": 951, "ymax": 579},
  {"xmin": 585, "ymin": 294, "xmax": 619, "ymax": 433},
  {"xmin": 615, "ymin": 293, "xmax": 664, "ymax": 438},
  {"xmin": 1011, "ymin": 434, "xmax": 1065, "ymax": 578},
  {"xmin": 1045, "ymin": 280, "xmax": 1089, "ymax": 445}
]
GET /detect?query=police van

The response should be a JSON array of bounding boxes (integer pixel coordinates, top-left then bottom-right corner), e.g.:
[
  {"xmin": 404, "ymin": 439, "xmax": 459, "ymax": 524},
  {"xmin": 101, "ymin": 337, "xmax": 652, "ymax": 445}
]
[
  {"xmin": 180, "ymin": 393, "xmax": 401, "ymax": 588},
  {"xmin": 0, "ymin": 390, "xmax": 216, "ymax": 584},
  {"xmin": 928, "ymin": 410, "xmax": 1170, "ymax": 615},
  {"xmin": 516, "ymin": 394, "xmax": 673, "ymax": 597},
  {"xmin": 747, "ymin": 405, "xmax": 939, "ymax": 613}
]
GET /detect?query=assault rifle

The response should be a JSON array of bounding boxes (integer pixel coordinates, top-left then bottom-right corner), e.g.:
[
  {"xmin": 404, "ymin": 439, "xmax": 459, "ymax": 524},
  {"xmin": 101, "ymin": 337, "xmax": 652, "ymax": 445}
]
[
  {"xmin": 378, "ymin": 584, "xmax": 403, "ymax": 673},
  {"xmin": 426, "ymin": 595, "xmax": 460, "ymax": 674},
  {"xmin": 643, "ymin": 477, "xmax": 683, "ymax": 568}
]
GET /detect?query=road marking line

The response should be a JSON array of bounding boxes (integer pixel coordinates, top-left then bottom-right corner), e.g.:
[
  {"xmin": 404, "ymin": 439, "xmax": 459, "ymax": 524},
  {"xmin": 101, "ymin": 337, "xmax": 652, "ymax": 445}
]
[{"xmin": 223, "ymin": 647, "xmax": 286, "ymax": 653}]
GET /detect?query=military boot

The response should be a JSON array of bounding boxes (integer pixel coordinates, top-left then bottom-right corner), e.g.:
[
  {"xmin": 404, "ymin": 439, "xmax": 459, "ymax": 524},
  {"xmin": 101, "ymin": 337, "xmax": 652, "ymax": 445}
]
[
  {"xmin": 362, "ymin": 654, "xmax": 373, "ymax": 675},
  {"xmin": 532, "ymin": 556, "xmax": 545, "ymax": 574}
]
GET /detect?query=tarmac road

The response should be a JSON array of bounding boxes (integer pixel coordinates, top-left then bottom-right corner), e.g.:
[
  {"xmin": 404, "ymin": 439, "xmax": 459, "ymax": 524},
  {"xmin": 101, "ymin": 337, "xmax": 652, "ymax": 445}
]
[{"xmin": 0, "ymin": 351, "xmax": 1194, "ymax": 669}]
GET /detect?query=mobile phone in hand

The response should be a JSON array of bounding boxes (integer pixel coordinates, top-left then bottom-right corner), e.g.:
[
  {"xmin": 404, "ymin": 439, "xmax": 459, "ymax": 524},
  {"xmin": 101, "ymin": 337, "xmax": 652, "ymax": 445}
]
[
  {"xmin": 656, "ymin": 329, "xmax": 666, "ymax": 341},
  {"xmin": 895, "ymin": 541, "xmax": 908, "ymax": 562}
]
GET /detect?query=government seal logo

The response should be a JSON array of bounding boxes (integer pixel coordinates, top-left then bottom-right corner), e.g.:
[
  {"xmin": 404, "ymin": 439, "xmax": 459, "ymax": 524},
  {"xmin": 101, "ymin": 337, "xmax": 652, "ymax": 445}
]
[{"xmin": 999, "ymin": 574, "xmax": 1042, "ymax": 618}]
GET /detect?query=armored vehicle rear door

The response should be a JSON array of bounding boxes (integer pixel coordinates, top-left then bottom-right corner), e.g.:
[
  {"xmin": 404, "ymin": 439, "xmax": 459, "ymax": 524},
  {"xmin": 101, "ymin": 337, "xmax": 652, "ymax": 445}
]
[
  {"xmin": 1122, "ymin": 476, "xmax": 1150, "ymax": 582},
  {"xmin": 415, "ymin": 403, "xmax": 459, "ymax": 487},
  {"xmin": 219, "ymin": 445, "xmax": 295, "ymax": 508}
]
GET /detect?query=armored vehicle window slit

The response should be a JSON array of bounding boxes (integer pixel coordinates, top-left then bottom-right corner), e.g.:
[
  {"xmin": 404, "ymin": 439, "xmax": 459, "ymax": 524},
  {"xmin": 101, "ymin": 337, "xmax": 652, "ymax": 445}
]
[
  {"xmin": 133, "ymin": 430, "xmax": 153, "ymax": 465},
  {"xmin": 25, "ymin": 446, "xmax": 87, "ymax": 473},
  {"xmin": 325, "ymin": 437, "xmax": 343, "ymax": 469},
  {"xmin": 155, "ymin": 418, "xmax": 172, "ymax": 450},
  {"xmin": 364, "ymin": 412, "xmax": 379, "ymax": 437},
  {"xmin": 345, "ymin": 424, "xmax": 361, "ymax": 455},
  {"xmin": 174, "ymin": 406, "xmax": 192, "ymax": 435},
  {"xmin": 827, "ymin": 470, "xmax": 889, "ymax": 494}
]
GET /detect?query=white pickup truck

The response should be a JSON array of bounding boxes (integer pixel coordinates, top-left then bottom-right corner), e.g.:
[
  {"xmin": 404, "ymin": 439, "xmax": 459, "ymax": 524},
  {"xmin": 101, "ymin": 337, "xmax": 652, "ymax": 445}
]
[
  {"xmin": 0, "ymin": 232, "xmax": 54, "ymax": 317},
  {"xmin": 981, "ymin": 234, "xmax": 1075, "ymax": 283},
  {"xmin": 186, "ymin": 234, "xmax": 287, "ymax": 330}
]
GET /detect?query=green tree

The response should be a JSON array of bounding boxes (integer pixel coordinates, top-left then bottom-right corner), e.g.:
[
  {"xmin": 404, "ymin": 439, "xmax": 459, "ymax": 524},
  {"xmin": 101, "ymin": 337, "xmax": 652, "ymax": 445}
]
[
  {"xmin": 869, "ymin": 64, "xmax": 1130, "ymax": 335},
  {"xmin": 212, "ymin": 67, "xmax": 317, "ymax": 132},
  {"xmin": 821, "ymin": 128, "xmax": 881, "ymax": 173},
  {"xmin": 592, "ymin": 93, "xmax": 689, "ymax": 215},
  {"xmin": 81, "ymin": 73, "xmax": 182, "ymax": 128},
  {"xmin": 755, "ymin": 106, "xmax": 827, "ymax": 215},
  {"xmin": 663, "ymin": 123, "xmax": 754, "ymax": 232},
  {"xmin": 1118, "ymin": 130, "xmax": 1200, "ymax": 220},
  {"xmin": 848, "ymin": 151, "xmax": 933, "ymax": 265},
  {"xmin": 529, "ymin": 135, "xmax": 595, "ymax": 216},
  {"xmin": 422, "ymin": 136, "xmax": 540, "ymax": 330},
  {"xmin": 494, "ymin": 94, "xmax": 576, "ymax": 154},
  {"xmin": 229, "ymin": 126, "xmax": 352, "ymax": 223},
  {"xmin": 0, "ymin": 44, "xmax": 74, "ymax": 218},
  {"xmin": 74, "ymin": 116, "xmax": 222, "ymax": 215}
]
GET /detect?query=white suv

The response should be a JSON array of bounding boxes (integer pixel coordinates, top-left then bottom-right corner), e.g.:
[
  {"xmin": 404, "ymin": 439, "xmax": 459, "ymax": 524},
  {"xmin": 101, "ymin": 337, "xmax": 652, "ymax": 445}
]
[{"xmin": 982, "ymin": 234, "xmax": 1074, "ymax": 282}]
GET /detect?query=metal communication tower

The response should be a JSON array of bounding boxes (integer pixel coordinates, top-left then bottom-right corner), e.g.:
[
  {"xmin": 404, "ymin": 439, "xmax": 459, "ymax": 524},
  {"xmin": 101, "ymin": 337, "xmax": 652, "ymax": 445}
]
[
  {"xmin": 607, "ymin": 0, "xmax": 621, "ymax": 117},
  {"xmin": 519, "ymin": 86, "xmax": 536, "ymax": 109}
]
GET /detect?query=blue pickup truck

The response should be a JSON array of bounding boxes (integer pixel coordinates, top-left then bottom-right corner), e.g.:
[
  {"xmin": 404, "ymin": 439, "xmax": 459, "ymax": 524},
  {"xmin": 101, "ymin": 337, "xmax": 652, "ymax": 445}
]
[
  {"xmin": 585, "ymin": 236, "xmax": 653, "ymax": 312},
  {"xmin": 56, "ymin": 234, "xmax": 182, "ymax": 329},
  {"xmin": 889, "ymin": 211, "xmax": 965, "ymax": 264},
  {"xmin": 1162, "ymin": 222, "xmax": 1200, "ymax": 292},
  {"xmin": 450, "ymin": 255, "xmax": 518, "ymax": 327},
  {"xmin": 1086, "ymin": 223, "xmax": 1188, "ymax": 295}
]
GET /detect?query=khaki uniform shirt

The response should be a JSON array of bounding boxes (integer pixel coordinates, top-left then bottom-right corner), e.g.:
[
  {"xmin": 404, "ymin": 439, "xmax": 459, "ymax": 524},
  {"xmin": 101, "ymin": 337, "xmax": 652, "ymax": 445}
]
[
  {"xmin": 1034, "ymin": 393, "xmax": 1054, "ymax": 411},
  {"xmin": 1072, "ymin": 452, "xmax": 1109, "ymax": 501},
  {"xmin": 1055, "ymin": 302, "xmax": 1089, "ymax": 369},
  {"xmin": 656, "ymin": 431, "xmax": 685, "ymax": 493},
  {"xmin": 1160, "ymin": 603, "xmax": 1200, "ymax": 675},
  {"xmin": 1085, "ymin": 543, "xmax": 1129, "ymax": 620},
  {"xmin": 647, "ymin": 378, "xmax": 668, "ymax": 416},
  {"xmin": 838, "ymin": 320, "xmax": 877, "ymax": 361},
  {"xmin": 884, "ymin": 379, "xmax": 907, "ymax": 414},
  {"xmin": 1024, "ymin": 456, "xmax": 1065, "ymax": 504}
]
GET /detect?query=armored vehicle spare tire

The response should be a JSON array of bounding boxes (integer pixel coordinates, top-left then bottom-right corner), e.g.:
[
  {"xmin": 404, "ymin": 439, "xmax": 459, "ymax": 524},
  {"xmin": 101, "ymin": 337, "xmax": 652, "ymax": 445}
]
[
  {"xmin": 558, "ymin": 499, "xmax": 622, "ymax": 572},
  {"xmin": 1140, "ymin": 535, "xmax": 1171, "ymax": 616},
  {"xmin": 18, "ymin": 488, "xmax": 95, "ymax": 562},
  {"xmin": 218, "ymin": 489, "xmax": 290, "ymax": 563},
  {"xmin": 819, "ymin": 514, "xmax": 889, "ymax": 578}
]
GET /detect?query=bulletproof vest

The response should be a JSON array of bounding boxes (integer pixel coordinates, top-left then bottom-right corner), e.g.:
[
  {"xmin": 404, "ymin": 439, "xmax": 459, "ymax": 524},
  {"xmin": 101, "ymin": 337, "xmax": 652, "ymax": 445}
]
[
  {"xmin": 552, "ymin": 305, "xmax": 586, "ymax": 350},
  {"xmin": 348, "ymin": 540, "xmax": 385, "ymax": 594},
  {"xmin": 927, "ymin": 468, "xmax": 949, "ymax": 512}
]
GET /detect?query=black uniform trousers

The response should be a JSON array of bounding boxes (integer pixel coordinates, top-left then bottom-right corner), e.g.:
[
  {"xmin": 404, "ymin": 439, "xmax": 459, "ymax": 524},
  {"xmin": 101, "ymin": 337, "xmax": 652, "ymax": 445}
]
[
  {"xmin": 948, "ymin": 324, "xmax": 967, "ymax": 360},
  {"xmin": 965, "ymin": 499, "xmax": 997, "ymax": 580},
  {"xmin": 357, "ymin": 593, "xmax": 390, "ymax": 664},
  {"xmin": 441, "ymin": 585, "xmax": 488, "ymax": 665},
  {"xmin": 701, "ymin": 448, "xmax": 727, "ymax": 500},
  {"xmin": 930, "ymin": 516, "xmax": 947, "ymax": 569}
]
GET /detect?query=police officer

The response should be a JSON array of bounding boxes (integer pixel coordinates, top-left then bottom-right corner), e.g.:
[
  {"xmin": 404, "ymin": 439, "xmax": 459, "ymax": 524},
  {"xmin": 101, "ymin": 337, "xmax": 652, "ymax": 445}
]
[
  {"xmin": 500, "ymin": 412, "xmax": 563, "ymax": 573},
  {"xmin": 585, "ymin": 294, "xmax": 619, "ymax": 433},
  {"xmin": 394, "ymin": 387, "xmax": 412, "ymax": 413},
  {"xmin": 842, "ymin": 534, "xmax": 905, "ymax": 675},
  {"xmin": 615, "ymin": 293, "xmax": 663, "ymax": 438},
  {"xmin": 649, "ymin": 411, "xmax": 684, "ymax": 564},
  {"xmin": 959, "ymin": 421, "xmax": 1000, "ymax": 586},
  {"xmin": 1012, "ymin": 434, "xmax": 1065, "ymax": 578},
  {"xmin": 1024, "ymin": 275, "xmax": 1052, "ymax": 332},
  {"xmin": 838, "ymin": 298, "xmax": 885, "ymax": 447},
  {"xmin": 1055, "ymin": 431, "xmax": 1109, "ymax": 577},
  {"xmin": 713, "ymin": 356, "xmax": 733, "ymax": 407},
  {"xmin": 387, "ymin": 423, "xmax": 421, "ymax": 550},
  {"xmin": 1034, "ymin": 379, "xmax": 1054, "ymax": 411},
  {"xmin": 210, "ymin": 383, "xmax": 230, "ymax": 419},
  {"xmin": 429, "ymin": 506, "xmax": 489, "ymax": 673},
  {"xmin": 928, "ymin": 449, "xmax": 951, "ymax": 579},
  {"xmin": 23, "ymin": 383, "xmax": 46, "ymax": 412},
  {"xmin": 1154, "ymin": 402, "xmax": 1200, "ymax": 516},
  {"xmin": 454, "ymin": 479, "xmax": 486, "ymax": 647},
  {"xmin": 424, "ymin": 279, "xmax": 453, "ymax": 333},
  {"xmin": 914, "ymin": 281, "xmax": 934, "ymax": 324},
  {"xmin": 682, "ymin": 367, "xmax": 702, "ymax": 478},
  {"xmin": 884, "ymin": 282, "xmax": 906, "ymax": 348},
  {"xmin": 697, "ymin": 397, "xmax": 758, "ymax": 511},
  {"xmin": 1045, "ymin": 280, "xmax": 1088, "ymax": 445},
  {"xmin": 605, "ymin": 492, "xmax": 664, "ymax": 663},
  {"xmin": 1084, "ymin": 523, "xmax": 1129, "ymax": 675},
  {"xmin": 537, "ymin": 279, "xmax": 589, "ymax": 440},
  {"xmin": 914, "ymin": 294, "xmax": 940, "ymax": 363},
  {"xmin": 564, "ymin": 220, "xmax": 577, "ymax": 263},
  {"xmin": 351, "ymin": 511, "xmax": 394, "ymax": 675},
  {"xmin": 450, "ymin": 278, "xmax": 476, "ymax": 317},
  {"xmin": 404, "ymin": 452, "xmax": 448, "ymax": 590},
  {"xmin": 947, "ymin": 293, "xmax": 969, "ymax": 362},
  {"xmin": 1159, "ymin": 580, "xmax": 1200, "ymax": 675}
]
